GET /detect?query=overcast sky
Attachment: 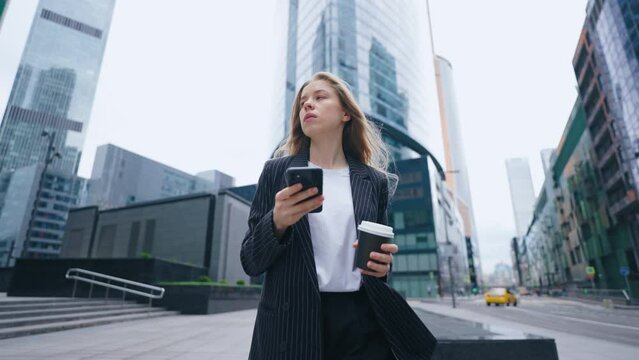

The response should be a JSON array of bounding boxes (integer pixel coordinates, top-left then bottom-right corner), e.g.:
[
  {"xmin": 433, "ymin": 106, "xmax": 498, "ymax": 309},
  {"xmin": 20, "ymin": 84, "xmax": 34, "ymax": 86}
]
[{"xmin": 0, "ymin": 0, "xmax": 589, "ymax": 276}]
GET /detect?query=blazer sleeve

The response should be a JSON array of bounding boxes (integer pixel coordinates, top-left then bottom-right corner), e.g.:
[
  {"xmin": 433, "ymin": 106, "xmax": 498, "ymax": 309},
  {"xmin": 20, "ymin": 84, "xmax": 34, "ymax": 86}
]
[
  {"xmin": 377, "ymin": 173, "xmax": 392, "ymax": 282},
  {"xmin": 377, "ymin": 174, "xmax": 389, "ymax": 226},
  {"xmin": 240, "ymin": 160, "xmax": 293, "ymax": 277}
]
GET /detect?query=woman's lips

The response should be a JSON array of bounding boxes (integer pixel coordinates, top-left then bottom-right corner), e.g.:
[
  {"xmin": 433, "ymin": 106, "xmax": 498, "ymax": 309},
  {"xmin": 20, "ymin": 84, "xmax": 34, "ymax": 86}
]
[{"xmin": 303, "ymin": 113, "xmax": 317, "ymax": 122}]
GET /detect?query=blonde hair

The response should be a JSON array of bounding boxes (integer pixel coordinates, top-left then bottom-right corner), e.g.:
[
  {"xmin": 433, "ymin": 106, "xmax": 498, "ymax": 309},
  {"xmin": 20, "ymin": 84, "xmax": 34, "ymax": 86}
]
[{"xmin": 274, "ymin": 72, "xmax": 396, "ymax": 190}]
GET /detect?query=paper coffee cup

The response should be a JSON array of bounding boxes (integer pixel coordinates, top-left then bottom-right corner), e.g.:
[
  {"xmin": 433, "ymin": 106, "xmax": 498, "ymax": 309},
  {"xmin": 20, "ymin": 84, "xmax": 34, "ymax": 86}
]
[{"xmin": 354, "ymin": 221, "xmax": 394, "ymax": 271}]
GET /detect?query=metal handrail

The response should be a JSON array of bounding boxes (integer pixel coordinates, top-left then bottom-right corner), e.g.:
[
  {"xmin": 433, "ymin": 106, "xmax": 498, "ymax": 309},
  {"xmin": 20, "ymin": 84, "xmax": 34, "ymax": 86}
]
[
  {"xmin": 564, "ymin": 288, "xmax": 632, "ymax": 305},
  {"xmin": 65, "ymin": 268, "xmax": 165, "ymax": 307}
]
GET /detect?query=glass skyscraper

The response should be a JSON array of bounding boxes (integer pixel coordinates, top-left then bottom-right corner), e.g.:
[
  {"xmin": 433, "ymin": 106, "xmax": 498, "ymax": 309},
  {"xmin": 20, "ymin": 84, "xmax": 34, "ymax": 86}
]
[
  {"xmin": 0, "ymin": 0, "xmax": 9, "ymax": 29},
  {"xmin": 435, "ymin": 55, "xmax": 482, "ymax": 289},
  {"xmin": 278, "ymin": 0, "xmax": 464, "ymax": 297},
  {"xmin": 0, "ymin": 0, "xmax": 114, "ymax": 265},
  {"xmin": 505, "ymin": 158, "xmax": 536, "ymax": 237},
  {"xmin": 0, "ymin": 0, "xmax": 115, "ymax": 175},
  {"xmin": 585, "ymin": 0, "xmax": 639, "ymax": 191},
  {"xmin": 571, "ymin": 0, "xmax": 639, "ymax": 294},
  {"xmin": 277, "ymin": 0, "xmax": 444, "ymax": 164}
]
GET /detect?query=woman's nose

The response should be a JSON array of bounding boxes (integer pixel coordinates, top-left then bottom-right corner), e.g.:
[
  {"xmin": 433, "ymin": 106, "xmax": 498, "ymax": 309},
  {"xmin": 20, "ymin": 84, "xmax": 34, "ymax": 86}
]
[{"xmin": 303, "ymin": 100, "xmax": 314, "ymax": 110}]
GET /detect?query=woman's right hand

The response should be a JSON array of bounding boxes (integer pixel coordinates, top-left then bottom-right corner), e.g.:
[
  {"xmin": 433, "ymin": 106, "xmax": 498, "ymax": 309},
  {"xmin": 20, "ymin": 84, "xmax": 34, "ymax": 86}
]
[{"xmin": 273, "ymin": 183, "xmax": 324, "ymax": 237}]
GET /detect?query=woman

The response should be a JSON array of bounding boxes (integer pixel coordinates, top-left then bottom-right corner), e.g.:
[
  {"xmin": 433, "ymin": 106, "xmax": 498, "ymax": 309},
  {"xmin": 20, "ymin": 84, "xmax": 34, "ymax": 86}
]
[{"xmin": 241, "ymin": 72, "xmax": 436, "ymax": 360}]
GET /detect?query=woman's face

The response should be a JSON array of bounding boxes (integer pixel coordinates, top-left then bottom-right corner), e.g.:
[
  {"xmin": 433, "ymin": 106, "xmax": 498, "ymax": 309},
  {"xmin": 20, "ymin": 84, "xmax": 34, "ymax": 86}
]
[{"xmin": 299, "ymin": 80, "xmax": 349, "ymax": 139}]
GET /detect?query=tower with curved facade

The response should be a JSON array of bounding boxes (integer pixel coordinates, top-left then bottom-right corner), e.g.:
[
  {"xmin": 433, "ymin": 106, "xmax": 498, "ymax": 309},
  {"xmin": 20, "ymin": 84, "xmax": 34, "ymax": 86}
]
[
  {"xmin": 276, "ymin": 0, "xmax": 472, "ymax": 297},
  {"xmin": 436, "ymin": 55, "xmax": 482, "ymax": 289}
]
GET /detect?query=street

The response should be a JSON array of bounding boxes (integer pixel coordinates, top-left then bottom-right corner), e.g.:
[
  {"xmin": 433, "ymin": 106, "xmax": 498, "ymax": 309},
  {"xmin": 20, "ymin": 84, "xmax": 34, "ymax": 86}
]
[
  {"xmin": 412, "ymin": 296, "xmax": 639, "ymax": 360},
  {"xmin": 470, "ymin": 296, "xmax": 639, "ymax": 347}
]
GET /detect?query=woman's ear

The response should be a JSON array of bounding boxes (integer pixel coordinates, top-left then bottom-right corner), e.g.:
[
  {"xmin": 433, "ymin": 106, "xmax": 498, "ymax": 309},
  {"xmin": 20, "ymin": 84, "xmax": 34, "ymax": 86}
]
[{"xmin": 343, "ymin": 112, "xmax": 351, "ymax": 122}]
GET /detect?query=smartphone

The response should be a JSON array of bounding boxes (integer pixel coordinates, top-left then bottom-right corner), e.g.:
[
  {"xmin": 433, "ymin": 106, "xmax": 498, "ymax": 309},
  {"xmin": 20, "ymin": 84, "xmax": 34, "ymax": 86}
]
[{"xmin": 285, "ymin": 167, "xmax": 323, "ymax": 213}]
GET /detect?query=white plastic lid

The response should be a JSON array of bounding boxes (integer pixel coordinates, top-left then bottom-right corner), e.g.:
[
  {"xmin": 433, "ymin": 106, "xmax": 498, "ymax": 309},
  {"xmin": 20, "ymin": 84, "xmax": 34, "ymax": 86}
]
[{"xmin": 357, "ymin": 221, "xmax": 394, "ymax": 238}]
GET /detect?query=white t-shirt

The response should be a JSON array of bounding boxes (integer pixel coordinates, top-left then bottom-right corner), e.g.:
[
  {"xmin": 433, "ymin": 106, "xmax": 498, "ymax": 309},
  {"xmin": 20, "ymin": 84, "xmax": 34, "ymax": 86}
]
[{"xmin": 307, "ymin": 161, "xmax": 361, "ymax": 292}]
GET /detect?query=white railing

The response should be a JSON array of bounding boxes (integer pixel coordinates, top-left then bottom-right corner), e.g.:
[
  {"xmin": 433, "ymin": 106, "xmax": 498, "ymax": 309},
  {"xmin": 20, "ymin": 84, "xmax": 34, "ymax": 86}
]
[{"xmin": 65, "ymin": 268, "xmax": 165, "ymax": 307}]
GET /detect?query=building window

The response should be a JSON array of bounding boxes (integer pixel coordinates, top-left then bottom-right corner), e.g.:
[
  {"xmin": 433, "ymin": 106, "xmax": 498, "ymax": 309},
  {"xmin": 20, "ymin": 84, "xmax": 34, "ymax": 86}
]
[
  {"xmin": 40, "ymin": 8, "xmax": 103, "ymax": 39},
  {"xmin": 404, "ymin": 209, "xmax": 431, "ymax": 227},
  {"xmin": 395, "ymin": 254, "xmax": 407, "ymax": 271},
  {"xmin": 393, "ymin": 212, "xmax": 405, "ymax": 230},
  {"xmin": 96, "ymin": 225, "xmax": 116, "ymax": 257},
  {"xmin": 128, "ymin": 221, "xmax": 140, "ymax": 257},
  {"xmin": 394, "ymin": 187, "xmax": 424, "ymax": 200},
  {"xmin": 400, "ymin": 171, "xmax": 422, "ymax": 184},
  {"xmin": 142, "ymin": 219, "xmax": 156, "ymax": 254}
]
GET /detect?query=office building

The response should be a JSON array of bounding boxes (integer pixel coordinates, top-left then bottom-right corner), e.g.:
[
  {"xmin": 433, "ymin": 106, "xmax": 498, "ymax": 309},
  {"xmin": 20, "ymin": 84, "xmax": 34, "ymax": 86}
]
[
  {"xmin": 435, "ymin": 55, "xmax": 482, "ymax": 288},
  {"xmin": 505, "ymin": 158, "xmax": 536, "ymax": 237},
  {"xmin": 0, "ymin": 0, "xmax": 115, "ymax": 175},
  {"xmin": 85, "ymin": 144, "xmax": 234, "ymax": 209}
]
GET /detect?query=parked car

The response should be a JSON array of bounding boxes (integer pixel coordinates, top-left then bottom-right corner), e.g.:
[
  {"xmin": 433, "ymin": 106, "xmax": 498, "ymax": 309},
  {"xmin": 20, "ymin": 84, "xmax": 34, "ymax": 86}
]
[
  {"xmin": 484, "ymin": 287, "xmax": 518, "ymax": 306},
  {"xmin": 517, "ymin": 287, "xmax": 531, "ymax": 296}
]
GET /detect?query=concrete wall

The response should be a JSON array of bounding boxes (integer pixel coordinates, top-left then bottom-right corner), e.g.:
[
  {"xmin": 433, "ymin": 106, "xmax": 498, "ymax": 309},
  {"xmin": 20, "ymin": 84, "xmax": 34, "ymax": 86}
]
[{"xmin": 211, "ymin": 191, "xmax": 251, "ymax": 284}]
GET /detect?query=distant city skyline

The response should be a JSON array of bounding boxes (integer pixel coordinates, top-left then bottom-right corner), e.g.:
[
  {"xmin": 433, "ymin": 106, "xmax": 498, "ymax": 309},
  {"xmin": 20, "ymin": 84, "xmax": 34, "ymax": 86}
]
[{"xmin": 0, "ymin": 0, "xmax": 590, "ymax": 275}]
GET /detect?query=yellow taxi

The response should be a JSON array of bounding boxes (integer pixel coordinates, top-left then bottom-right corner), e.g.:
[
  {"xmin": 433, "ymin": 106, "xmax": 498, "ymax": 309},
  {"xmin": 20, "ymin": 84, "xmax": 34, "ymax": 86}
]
[{"xmin": 484, "ymin": 287, "xmax": 518, "ymax": 306}]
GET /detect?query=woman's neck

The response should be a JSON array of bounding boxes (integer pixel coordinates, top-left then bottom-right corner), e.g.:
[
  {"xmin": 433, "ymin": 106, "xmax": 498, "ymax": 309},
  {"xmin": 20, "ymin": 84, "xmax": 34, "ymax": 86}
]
[{"xmin": 309, "ymin": 138, "xmax": 348, "ymax": 169}]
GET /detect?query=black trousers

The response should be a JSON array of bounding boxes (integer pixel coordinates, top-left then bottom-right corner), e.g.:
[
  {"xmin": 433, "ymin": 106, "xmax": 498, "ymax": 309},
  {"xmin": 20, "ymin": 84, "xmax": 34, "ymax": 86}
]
[{"xmin": 320, "ymin": 289, "xmax": 395, "ymax": 360}]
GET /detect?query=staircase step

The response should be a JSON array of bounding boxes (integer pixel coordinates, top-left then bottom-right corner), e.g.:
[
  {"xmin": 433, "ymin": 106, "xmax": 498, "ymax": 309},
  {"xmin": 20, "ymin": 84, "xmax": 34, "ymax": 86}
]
[
  {"xmin": 0, "ymin": 297, "xmax": 85, "ymax": 306},
  {"xmin": 0, "ymin": 299, "xmax": 141, "ymax": 312},
  {"xmin": 0, "ymin": 306, "xmax": 166, "ymax": 329},
  {"xmin": 0, "ymin": 303, "xmax": 148, "ymax": 320},
  {"xmin": 0, "ymin": 310, "xmax": 179, "ymax": 340}
]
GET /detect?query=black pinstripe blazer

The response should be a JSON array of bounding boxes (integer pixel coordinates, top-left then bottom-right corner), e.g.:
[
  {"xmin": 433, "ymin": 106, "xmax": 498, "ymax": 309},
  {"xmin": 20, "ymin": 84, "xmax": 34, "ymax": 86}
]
[{"xmin": 241, "ymin": 145, "xmax": 437, "ymax": 360}]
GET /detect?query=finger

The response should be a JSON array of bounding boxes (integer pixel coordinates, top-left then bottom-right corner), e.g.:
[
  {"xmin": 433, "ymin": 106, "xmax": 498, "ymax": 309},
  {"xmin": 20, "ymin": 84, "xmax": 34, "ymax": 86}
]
[
  {"xmin": 369, "ymin": 251, "xmax": 392, "ymax": 265},
  {"xmin": 285, "ymin": 183, "xmax": 305, "ymax": 197},
  {"xmin": 276, "ymin": 183, "xmax": 303, "ymax": 200},
  {"xmin": 352, "ymin": 240, "xmax": 358, "ymax": 248},
  {"xmin": 359, "ymin": 268, "xmax": 385, "ymax": 278},
  {"xmin": 380, "ymin": 243, "xmax": 399, "ymax": 254},
  {"xmin": 366, "ymin": 261, "xmax": 390, "ymax": 274},
  {"xmin": 291, "ymin": 195, "xmax": 324, "ymax": 216},
  {"xmin": 286, "ymin": 186, "xmax": 319, "ymax": 205}
]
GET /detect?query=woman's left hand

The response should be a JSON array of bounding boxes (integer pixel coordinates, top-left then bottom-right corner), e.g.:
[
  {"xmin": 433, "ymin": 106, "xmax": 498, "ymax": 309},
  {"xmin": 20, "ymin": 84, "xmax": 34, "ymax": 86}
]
[{"xmin": 352, "ymin": 240, "xmax": 399, "ymax": 277}]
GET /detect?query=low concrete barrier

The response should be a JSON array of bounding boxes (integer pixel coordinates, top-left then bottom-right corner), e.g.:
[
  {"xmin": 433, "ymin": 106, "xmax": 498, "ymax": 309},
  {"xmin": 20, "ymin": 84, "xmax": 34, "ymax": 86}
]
[{"xmin": 156, "ymin": 284, "xmax": 261, "ymax": 314}]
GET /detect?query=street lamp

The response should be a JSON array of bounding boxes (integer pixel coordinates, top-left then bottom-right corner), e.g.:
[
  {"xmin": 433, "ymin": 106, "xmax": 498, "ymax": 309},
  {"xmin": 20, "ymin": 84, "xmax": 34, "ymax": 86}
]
[{"xmin": 20, "ymin": 131, "xmax": 61, "ymax": 260}]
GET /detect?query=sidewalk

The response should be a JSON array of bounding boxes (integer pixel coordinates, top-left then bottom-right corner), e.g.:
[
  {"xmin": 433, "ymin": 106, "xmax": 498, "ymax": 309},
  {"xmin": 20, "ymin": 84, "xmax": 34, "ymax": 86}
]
[
  {"xmin": 0, "ymin": 300, "xmax": 550, "ymax": 360},
  {"xmin": 0, "ymin": 309, "xmax": 256, "ymax": 360}
]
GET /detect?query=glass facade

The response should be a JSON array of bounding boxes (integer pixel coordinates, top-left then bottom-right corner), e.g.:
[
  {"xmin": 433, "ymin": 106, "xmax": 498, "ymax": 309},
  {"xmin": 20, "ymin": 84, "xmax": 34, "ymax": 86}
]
[
  {"xmin": 566, "ymin": 0, "xmax": 639, "ymax": 295},
  {"xmin": 388, "ymin": 157, "xmax": 440, "ymax": 298},
  {"xmin": 505, "ymin": 158, "xmax": 536, "ymax": 237},
  {"xmin": 0, "ymin": 0, "xmax": 8, "ymax": 28},
  {"xmin": 515, "ymin": 97, "xmax": 639, "ymax": 296},
  {"xmin": 278, "ymin": 0, "xmax": 460, "ymax": 298},
  {"xmin": 436, "ymin": 55, "xmax": 482, "ymax": 288},
  {"xmin": 279, "ymin": 0, "xmax": 444, "ymax": 164},
  {"xmin": 385, "ymin": 157, "xmax": 468, "ymax": 297},
  {"xmin": 0, "ymin": 0, "xmax": 115, "ymax": 175},
  {"xmin": 587, "ymin": 0, "xmax": 639, "ymax": 192},
  {"xmin": 0, "ymin": 164, "xmax": 85, "ymax": 266}
]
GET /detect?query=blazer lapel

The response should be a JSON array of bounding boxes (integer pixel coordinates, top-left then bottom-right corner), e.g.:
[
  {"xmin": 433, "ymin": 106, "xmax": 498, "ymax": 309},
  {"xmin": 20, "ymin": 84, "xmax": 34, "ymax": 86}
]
[
  {"xmin": 283, "ymin": 145, "xmax": 374, "ymax": 294},
  {"xmin": 346, "ymin": 153, "xmax": 373, "ymax": 229}
]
